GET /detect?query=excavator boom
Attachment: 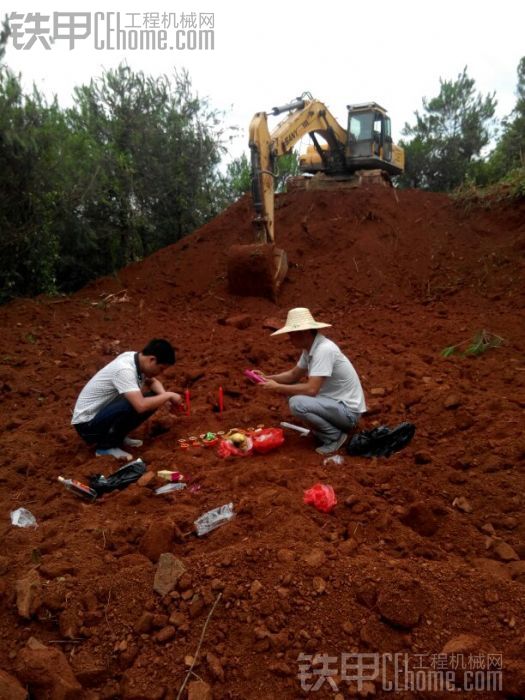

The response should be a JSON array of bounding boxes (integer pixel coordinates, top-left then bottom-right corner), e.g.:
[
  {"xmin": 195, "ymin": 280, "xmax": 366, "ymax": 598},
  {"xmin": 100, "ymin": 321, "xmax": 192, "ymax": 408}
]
[{"xmin": 249, "ymin": 98, "xmax": 348, "ymax": 244}]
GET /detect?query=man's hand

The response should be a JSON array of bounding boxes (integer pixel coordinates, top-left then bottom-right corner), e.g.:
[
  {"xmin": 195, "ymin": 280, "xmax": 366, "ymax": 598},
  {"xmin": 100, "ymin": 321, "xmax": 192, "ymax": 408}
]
[
  {"xmin": 249, "ymin": 369, "xmax": 269, "ymax": 384},
  {"xmin": 260, "ymin": 379, "xmax": 279, "ymax": 391},
  {"xmin": 167, "ymin": 392, "xmax": 183, "ymax": 408},
  {"xmin": 126, "ymin": 390, "xmax": 182, "ymax": 414}
]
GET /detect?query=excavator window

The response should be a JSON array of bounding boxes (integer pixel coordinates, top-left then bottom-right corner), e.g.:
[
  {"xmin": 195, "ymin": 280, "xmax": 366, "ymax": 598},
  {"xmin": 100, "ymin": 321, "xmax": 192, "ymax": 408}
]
[
  {"xmin": 349, "ymin": 112, "xmax": 374, "ymax": 142},
  {"xmin": 373, "ymin": 117, "xmax": 382, "ymax": 155}
]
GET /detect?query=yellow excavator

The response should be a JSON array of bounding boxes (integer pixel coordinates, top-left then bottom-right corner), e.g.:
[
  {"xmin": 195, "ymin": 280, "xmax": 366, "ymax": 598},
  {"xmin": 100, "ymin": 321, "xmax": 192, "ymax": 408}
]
[{"xmin": 227, "ymin": 92, "xmax": 405, "ymax": 299}]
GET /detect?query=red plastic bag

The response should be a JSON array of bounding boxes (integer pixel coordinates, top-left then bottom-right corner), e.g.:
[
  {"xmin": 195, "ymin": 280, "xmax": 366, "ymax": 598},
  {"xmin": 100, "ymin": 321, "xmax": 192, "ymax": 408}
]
[
  {"xmin": 251, "ymin": 427, "xmax": 284, "ymax": 454},
  {"xmin": 303, "ymin": 483, "xmax": 337, "ymax": 513},
  {"xmin": 217, "ymin": 437, "xmax": 253, "ymax": 458}
]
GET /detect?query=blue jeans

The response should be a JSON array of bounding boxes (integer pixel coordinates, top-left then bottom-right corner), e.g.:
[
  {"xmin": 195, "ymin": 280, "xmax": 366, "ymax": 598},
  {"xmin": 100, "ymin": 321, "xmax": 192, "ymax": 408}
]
[
  {"xmin": 289, "ymin": 395, "xmax": 361, "ymax": 444},
  {"xmin": 74, "ymin": 394, "xmax": 155, "ymax": 449}
]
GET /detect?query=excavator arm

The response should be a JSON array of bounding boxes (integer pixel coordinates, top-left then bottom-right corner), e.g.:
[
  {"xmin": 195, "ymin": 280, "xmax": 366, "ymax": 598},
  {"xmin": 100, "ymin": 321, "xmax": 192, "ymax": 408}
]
[{"xmin": 249, "ymin": 97, "xmax": 347, "ymax": 243}]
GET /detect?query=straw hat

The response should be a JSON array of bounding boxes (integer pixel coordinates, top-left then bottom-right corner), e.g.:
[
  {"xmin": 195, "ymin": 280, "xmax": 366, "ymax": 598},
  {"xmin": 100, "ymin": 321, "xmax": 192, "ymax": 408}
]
[{"xmin": 271, "ymin": 307, "xmax": 332, "ymax": 336}]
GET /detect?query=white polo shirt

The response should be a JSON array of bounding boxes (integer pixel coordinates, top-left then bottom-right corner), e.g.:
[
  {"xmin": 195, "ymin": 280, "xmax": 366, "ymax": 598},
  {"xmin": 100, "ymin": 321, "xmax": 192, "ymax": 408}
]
[
  {"xmin": 297, "ymin": 334, "xmax": 366, "ymax": 413},
  {"xmin": 72, "ymin": 351, "xmax": 144, "ymax": 424}
]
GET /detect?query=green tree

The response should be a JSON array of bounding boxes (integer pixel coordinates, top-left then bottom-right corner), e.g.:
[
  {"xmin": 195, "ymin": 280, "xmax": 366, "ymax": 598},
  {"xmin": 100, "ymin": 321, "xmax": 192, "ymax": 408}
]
[
  {"xmin": 0, "ymin": 17, "xmax": 9, "ymax": 63},
  {"xmin": 222, "ymin": 148, "xmax": 301, "ymax": 204},
  {"xmin": 65, "ymin": 66, "xmax": 226, "ymax": 280},
  {"xmin": 0, "ymin": 60, "xmax": 230, "ymax": 301},
  {"xmin": 275, "ymin": 150, "xmax": 300, "ymax": 192},
  {"xmin": 485, "ymin": 57, "xmax": 525, "ymax": 180},
  {"xmin": 398, "ymin": 67, "xmax": 497, "ymax": 191},
  {"xmin": 0, "ymin": 67, "xmax": 65, "ymax": 300},
  {"xmin": 225, "ymin": 152, "xmax": 251, "ymax": 200}
]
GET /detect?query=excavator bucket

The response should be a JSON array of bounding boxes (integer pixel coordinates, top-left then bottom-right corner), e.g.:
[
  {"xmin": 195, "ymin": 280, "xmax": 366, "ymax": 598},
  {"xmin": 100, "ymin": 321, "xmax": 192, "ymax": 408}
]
[{"xmin": 227, "ymin": 243, "xmax": 288, "ymax": 300}]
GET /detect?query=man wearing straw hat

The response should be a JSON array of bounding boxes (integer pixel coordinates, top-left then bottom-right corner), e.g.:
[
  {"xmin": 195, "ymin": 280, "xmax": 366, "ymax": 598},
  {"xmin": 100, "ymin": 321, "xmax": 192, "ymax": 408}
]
[{"xmin": 258, "ymin": 308, "xmax": 366, "ymax": 455}]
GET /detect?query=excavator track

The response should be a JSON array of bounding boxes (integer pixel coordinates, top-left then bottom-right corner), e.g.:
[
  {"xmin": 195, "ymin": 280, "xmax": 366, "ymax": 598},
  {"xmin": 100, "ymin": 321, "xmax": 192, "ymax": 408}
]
[{"xmin": 287, "ymin": 170, "xmax": 392, "ymax": 191}]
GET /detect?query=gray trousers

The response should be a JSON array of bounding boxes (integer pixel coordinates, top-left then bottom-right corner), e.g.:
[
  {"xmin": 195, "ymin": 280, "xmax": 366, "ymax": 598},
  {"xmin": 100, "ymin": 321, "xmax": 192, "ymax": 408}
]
[{"xmin": 289, "ymin": 395, "xmax": 361, "ymax": 443}]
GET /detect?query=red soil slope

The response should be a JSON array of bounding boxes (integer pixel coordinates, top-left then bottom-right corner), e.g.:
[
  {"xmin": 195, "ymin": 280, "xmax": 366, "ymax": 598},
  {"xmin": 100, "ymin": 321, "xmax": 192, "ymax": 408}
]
[{"xmin": 0, "ymin": 185, "xmax": 524, "ymax": 699}]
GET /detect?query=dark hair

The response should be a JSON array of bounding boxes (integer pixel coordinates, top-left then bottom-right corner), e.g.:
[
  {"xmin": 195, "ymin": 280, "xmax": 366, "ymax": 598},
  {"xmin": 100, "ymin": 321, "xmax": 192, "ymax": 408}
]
[{"xmin": 142, "ymin": 338, "xmax": 176, "ymax": 365}]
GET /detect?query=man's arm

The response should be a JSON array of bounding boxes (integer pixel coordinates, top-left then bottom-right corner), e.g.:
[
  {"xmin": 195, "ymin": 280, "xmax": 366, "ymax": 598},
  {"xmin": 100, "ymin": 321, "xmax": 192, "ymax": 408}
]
[
  {"xmin": 262, "ymin": 375, "xmax": 324, "ymax": 397},
  {"xmin": 125, "ymin": 390, "xmax": 182, "ymax": 413},
  {"xmin": 263, "ymin": 365, "xmax": 307, "ymax": 384},
  {"xmin": 143, "ymin": 377, "xmax": 166, "ymax": 395}
]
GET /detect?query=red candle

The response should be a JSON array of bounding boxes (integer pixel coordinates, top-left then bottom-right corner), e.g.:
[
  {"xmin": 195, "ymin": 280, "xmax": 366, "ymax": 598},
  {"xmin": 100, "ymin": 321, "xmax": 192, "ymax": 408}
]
[
  {"xmin": 218, "ymin": 386, "xmax": 224, "ymax": 414},
  {"xmin": 185, "ymin": 388, "xmax": 191, "ymax": 416}
]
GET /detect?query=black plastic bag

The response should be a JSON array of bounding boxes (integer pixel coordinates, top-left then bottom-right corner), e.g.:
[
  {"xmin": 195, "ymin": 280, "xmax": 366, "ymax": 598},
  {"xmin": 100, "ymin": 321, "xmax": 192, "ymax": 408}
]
[
  {"xmin": 89, "ymin": 458, "xmax": 147, "ymax": 495},
  {"xmin": 346, "ymin": 422, "xmax": 416, "ymax": 458}
]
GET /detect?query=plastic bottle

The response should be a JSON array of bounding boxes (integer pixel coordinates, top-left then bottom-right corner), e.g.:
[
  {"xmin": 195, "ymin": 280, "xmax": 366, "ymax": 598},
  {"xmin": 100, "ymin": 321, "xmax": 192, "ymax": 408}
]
[
  {"xmin": 58, "ymin": 476, "xmax": 97, "ymax": 501},
  {"xmin": 155, "ymin": 482, "xmax": 187, "ymax": 495},
  {"xmin": 280, "ymin": 421, "xmax": 310, "ymax": 436},
  {"xmin": 194, "ymin": 502, "xmax": 234, "ymax": 536}
]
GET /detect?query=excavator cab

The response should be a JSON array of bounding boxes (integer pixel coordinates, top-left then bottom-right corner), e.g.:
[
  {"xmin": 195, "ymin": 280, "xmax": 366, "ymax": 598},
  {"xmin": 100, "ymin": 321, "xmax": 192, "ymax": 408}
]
[{"xmin": 346, "ymin": 103, "xmax": 403, "ymax": 175}]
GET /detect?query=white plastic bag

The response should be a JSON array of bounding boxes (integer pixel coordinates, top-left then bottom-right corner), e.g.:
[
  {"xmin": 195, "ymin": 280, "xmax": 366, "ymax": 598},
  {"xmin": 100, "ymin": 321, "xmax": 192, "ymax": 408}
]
[
  {"xmin": 194, "ymin": 503, "xmax": 234, "ymax": 536},
  {"xmin": 323, "ymin": 455, "xmax": 345, "ymax": 465},
  {"xmin": 10, "ymin": 508, "xmax": 38, "ymax": 528}
]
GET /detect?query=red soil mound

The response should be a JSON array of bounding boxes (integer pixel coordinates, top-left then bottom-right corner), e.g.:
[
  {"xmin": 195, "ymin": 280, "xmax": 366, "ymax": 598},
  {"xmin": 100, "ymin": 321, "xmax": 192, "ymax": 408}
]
[{"xmin": 0, "ymin": 185, "xmax": 524, "ymax": 699}]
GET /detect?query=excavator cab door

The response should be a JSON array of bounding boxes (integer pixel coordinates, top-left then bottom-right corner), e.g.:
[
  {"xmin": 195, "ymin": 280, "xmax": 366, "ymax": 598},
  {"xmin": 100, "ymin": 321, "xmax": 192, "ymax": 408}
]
[
  {"xmin": 347, "ymin": 110, "xmax": 375, "ymax": 158},
  {"xmin": 382, "ymin": 116, "xmax": 393, "ymax": 162}
]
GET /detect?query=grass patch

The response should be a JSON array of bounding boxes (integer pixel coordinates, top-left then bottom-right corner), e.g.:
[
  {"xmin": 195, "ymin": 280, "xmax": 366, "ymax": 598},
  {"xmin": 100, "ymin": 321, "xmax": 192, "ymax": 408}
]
[
  {"xmin": 441, "ymin": 330, "xmax": 504, "ymax": 358},
  {"xmin": 453, "ymin": 167, "xmax": 525, "ymax": 210}
]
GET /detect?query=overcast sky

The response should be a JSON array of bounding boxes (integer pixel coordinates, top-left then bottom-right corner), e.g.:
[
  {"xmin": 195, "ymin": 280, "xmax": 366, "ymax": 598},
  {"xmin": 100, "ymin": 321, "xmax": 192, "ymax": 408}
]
[{"xmin": 3, "ymin": 0, "xmax": 524, "ymax": 162}]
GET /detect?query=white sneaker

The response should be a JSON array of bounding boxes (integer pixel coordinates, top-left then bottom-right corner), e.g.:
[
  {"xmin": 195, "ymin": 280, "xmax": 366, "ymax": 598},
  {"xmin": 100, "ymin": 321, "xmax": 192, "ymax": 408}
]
[
  {"xmin": 96, "ymin": 447, "xmax": 133, "ymax": 460},
  {"xmin": 123, "ymin": 436, "xmax": 143, "ymax": 447}
]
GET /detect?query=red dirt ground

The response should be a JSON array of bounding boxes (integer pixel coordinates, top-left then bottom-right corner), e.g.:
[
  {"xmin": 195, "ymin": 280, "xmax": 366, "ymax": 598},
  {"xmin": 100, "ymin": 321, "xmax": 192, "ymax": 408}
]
[{"xmin": 0, "ymin": 185, "xmax": 524, "ymax": 700}]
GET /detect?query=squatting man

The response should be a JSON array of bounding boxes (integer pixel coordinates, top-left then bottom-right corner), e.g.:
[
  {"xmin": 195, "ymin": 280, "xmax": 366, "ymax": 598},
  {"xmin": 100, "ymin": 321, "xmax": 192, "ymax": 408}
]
[
  {"xmin": 256, "ymin": 308, "xmax": 366, "ymax": 455},
  {"xmin": 71, "ymin": 338, "xmax": 182, "ymax": 459}
]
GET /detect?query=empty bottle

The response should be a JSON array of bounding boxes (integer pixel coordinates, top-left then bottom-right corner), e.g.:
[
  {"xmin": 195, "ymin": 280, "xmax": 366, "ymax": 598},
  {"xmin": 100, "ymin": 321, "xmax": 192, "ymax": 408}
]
[
  {"xmin": 194, "ymin": 502, "xmax": 234, "ymax": 536},
  {"xmin": 155, "ymin": 482, "xmax": 187, "ymax": 495},
  {"xmin": 58, "ymin": 476, "xmax": 97, "ymax": 501}
]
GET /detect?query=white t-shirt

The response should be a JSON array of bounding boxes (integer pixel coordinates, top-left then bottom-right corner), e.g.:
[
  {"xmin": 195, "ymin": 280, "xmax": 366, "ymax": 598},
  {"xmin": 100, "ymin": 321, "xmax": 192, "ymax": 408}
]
[
  {"xmin": 72, "ymin": 351, "xmax": 143, "ymax": 424},
  {"xmin": 297, "ymin": 334, "xmax": 367, "ymax": 413}
]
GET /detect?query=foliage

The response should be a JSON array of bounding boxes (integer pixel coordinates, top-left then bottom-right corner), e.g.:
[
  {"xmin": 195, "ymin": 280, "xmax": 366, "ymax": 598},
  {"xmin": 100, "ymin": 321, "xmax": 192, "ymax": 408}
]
[
  {"xmin": 0, "ymin": 17, "xmax": 9, "ymax": 63},
  {"xmin": 483, "ymin": 57, "xmax": 525, "ymax": 182},
  {"xmin": 398, "ymin": 68, "xmax": 496, "ymax": 191},
  {"xmin": 452, "ymin": 166, "xmax": 525, "ymax": 211},
  {"xmin": 0, "ymin": 70, "xmax": 63, "ymax": 298},
  {"xmin": 441, "ymin": 330, "xmax": 504, "ymax": 358},
  {"xmin": 0, "ymin": 59, "xmax": 228, "ymax": 302},
  {"xmin": 221, "ymin": 148, "xmax": 301, "ymax": 203},
  {"xmin": 224, "ymin": 152, "xmax": 251, "ymax": 200},
  {"xmin": 274, "ymin": 151, "xmax": 300, "ymax": 192}
]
